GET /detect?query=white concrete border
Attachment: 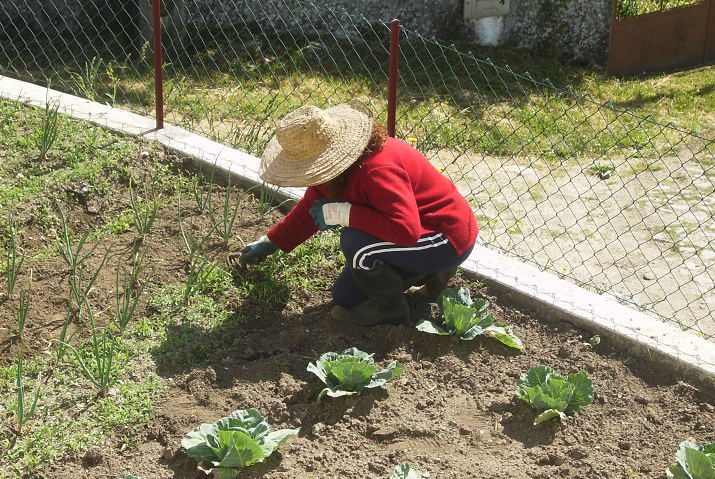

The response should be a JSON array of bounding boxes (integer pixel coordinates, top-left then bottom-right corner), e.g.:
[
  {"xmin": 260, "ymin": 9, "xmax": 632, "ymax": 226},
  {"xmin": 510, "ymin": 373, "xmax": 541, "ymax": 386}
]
[{"xmin": 3, "ymin": 75, "xmax": 715, "ymax": 391}]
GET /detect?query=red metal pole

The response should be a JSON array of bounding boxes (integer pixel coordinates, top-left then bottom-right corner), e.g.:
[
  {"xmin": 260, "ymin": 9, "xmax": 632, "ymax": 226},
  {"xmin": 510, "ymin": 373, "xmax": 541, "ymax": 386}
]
[
  {"xmin": 152, "ymin": 0, "xmax": 164, "ymax": 129},
  {"xmin": 387, "ymin": 18, "xmax": 400, "ymax": 138}
]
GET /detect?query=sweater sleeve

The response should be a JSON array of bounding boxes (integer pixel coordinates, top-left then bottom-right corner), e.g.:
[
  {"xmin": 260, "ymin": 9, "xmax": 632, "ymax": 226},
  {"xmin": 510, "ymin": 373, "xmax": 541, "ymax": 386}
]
[
  {"xmin": 348, "ymin": 165, "xmax": 422, "ymax": 246},
  {"xmin": 266, "ymin": 187, "xmax": 321, "ymax": 253}
]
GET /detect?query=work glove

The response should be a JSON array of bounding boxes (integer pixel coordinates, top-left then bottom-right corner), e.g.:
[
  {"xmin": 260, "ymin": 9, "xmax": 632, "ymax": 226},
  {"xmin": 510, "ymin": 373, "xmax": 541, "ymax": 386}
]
[
  {"xmin": 239, "ymin": 235, "xmax": 278, "ymax": 265},
  {"xmin": 309, "ymin": 199, "xmax": 352, "ymax": 230}
]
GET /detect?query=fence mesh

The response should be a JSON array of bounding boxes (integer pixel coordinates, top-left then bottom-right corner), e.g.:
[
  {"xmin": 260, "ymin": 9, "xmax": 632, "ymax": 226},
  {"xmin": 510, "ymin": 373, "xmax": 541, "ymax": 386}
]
[{"xmin": 2, "ymin": 0, "xmax": 714, "ymax": 338}]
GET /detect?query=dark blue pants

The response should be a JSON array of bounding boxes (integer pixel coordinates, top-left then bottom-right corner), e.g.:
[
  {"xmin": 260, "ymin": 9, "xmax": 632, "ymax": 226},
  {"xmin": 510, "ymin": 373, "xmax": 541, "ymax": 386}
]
[{"xmin": 332, "ymin": 228, "xmax": 474, "ymax": 308}]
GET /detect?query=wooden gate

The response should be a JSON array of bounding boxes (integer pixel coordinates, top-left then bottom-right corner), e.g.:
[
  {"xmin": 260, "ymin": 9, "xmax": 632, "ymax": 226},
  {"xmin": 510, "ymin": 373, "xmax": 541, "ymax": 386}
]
[{"xmin": 608, "ymin": 0, "xmax": 715, "ymax": 76}]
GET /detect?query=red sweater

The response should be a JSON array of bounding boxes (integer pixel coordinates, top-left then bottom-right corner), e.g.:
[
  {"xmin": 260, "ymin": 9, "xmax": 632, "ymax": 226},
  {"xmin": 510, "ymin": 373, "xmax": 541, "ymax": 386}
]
[{"xmin": 266, "ymin": 137, "xmax": 478, "ymax": 256}]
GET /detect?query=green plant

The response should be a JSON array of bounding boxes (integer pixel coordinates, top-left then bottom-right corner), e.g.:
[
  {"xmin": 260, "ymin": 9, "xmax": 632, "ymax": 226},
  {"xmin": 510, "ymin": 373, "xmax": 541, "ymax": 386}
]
[
  {"xmin": 184, "ymin": 256, "xmax": 218, "ymax": 305},
  {"xmin": 178, "ymin": 194, "xmax": 222, "ymax": 264},
  {"xmin": 34, "ymin": 90, "xmax": 61, "ymax": 160},
  {"xmin": 10, "ymin": 272, "xmax": 31, "ymax": 338},
  {"xmin": 255, "ymin": 182, "xmax": 296, "ymax": 218},
  {"xmin": 209, "ymin": 179, "xmax": 256, "ymax": 245},
  {"xmin": 0, "ymin": 106, "xmax": 16, "ymax": 131},
  {"xmin": 5, "ymin": 214, "xmax": 25, "ymax": 298},
  {"xmin": 391, "ymin": 462, "xmax": 424, "ymax": 479},
  {"xmin": 68, "ymin": 56, "xmax": 103, "ymax": 102},
  {"xmin": 54, "ymin": 305, "xmax": 83, "ymax": 363},
  {"xmin": 586, "ymin": 163, "xmax": 615, "ymax": 179},
  {"xmin": 129, "ymin": 176, "xmax": 160, "ymax": 238},
  {"xmin": 112, "ymin": 246, "xmax": 156, "ymax": 333},
  {"xmin": 192, "ymin": 160, "xmax": 216, "ymax": 213},
  {"xmin": 11, "ymin": 352, "xmax": 42, "ymax": 436},
  {"xmin": 69, "ymin": 245, "xmax": 111, "ymax": 315},
  {"xmin": 104, "ymin": 59, "xmax": 128, "ymax": 106},
  {"xmin": 181, "ymin": 408, "xmax": 298, "ymax": 478},
  {"xmin": 66, "ymin": 302, "xmax": 118, "ymax": 397},
  {"xmin": 515, "ymin": 365, "xmax": 594, "ymax": 424},
  {"xmin": 415, "ymin": 287, "xmax": 523, "ymax": 349},
  {"xmin": 56, "ymin": 201, "xmax": 100, "ymax": 276},
  {"xmin": 666, "ymin": 440, "xmax": 715, "ymax": 479},
  {"xmin": 307, "ymin": 347, "xmax": 402, "ymax": 403}
]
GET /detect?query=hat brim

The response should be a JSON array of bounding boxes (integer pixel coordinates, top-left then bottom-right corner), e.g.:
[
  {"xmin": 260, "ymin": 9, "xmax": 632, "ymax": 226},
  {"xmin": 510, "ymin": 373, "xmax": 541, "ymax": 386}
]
[{"xmin": 259, "ymin": 101, "xmax": 373, "ymax": 188}]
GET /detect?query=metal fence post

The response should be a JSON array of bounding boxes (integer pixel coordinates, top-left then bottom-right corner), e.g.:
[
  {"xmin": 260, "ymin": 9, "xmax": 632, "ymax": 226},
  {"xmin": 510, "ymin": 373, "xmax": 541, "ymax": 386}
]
[
  {"xmin": 387, "ymin": 18, "xmax": 400, "ymax": 138},
  {"xmin": 152, "ymin": 0, "xmax": 164, "ymax": 129}
]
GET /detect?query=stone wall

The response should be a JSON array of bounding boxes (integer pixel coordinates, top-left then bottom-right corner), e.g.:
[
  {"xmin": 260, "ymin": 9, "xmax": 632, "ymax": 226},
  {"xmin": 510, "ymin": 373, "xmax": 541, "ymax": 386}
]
[
  {"xmin": 0, "ymin": 0, "xmax": 613, "ymax": 65},
  {"xmin": 185, "ymin": 0, "xmax": 613, "ymax": 65}
]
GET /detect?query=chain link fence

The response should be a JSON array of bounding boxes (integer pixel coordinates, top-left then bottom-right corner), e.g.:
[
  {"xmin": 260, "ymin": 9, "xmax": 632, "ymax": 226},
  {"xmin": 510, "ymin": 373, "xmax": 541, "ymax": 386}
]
[{"xmin": 2, "ymin": 0, "xmax": 714, "ymax": 338}]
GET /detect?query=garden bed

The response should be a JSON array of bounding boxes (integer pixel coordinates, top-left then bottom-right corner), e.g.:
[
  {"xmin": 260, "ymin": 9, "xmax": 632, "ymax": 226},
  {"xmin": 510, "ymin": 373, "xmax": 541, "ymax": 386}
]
[{"xmin": 1, "ymin": 104, "xmax": 714, "ymax": 479}]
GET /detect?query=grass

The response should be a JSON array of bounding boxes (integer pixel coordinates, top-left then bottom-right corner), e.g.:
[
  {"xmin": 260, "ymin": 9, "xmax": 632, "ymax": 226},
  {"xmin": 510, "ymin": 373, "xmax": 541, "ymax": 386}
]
[
  {"xmin": 0, "ymin": 97, "xmax": 347, "ymax": 478},
  {"xmin": 5, "ymin": 19, "xmax": 715, "ymax": 168}
]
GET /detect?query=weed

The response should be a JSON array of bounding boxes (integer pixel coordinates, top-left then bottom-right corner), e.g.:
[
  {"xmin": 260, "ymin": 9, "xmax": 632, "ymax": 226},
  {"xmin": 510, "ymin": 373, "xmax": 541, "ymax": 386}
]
[
  {"xmin": 68, "ymin": 56, "xmax": 103, "ymax": 102},
  {"xmin": 0, "ymin": 105, "xmax": 16, "ymax": 131},
  {"xmin": 585, "ymin": 163, "xmax": 615, "ymax": 179},
  {"xmin": 184, "ymin": 256, "xmax": 219, "ymax": 305}
]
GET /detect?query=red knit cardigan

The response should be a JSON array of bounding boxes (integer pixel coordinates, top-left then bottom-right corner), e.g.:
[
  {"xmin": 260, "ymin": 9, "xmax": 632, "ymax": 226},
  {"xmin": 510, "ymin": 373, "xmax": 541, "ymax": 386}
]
[{"xmin": 266, "ymin": 137, "xmax": 478, "ymax": 256}]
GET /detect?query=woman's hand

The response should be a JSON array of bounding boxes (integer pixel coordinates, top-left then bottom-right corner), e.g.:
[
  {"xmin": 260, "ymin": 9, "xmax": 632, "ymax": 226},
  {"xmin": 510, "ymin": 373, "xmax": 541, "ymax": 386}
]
[
  {"xmin": 239, "ymin": 235, "xmax": 278, "ymax": 264},
  {"xmin": 310, "ymin": 199, "xmax": 352, "ymax": 230}
]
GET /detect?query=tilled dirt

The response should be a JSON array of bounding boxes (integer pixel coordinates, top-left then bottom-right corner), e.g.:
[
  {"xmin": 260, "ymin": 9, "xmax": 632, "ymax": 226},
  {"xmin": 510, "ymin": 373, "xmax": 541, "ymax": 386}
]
[{"xmin": 1, "ymin": 144, "xmax": 714, "ymax": 479}]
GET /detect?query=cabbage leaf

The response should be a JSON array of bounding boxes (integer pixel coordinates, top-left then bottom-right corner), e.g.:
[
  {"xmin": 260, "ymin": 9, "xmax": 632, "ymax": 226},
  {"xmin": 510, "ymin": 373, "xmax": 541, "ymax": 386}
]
[
  {"xmin": 391, "ymin": 462, "xmax": 424, "ymax": 479},
  {"xmin": 181, "ymin": 408, "xmax": 298, "ymax": 478},
  {"xmin": 515, "ymin": 366, "xmax": 594, "ymax": 424},
  {"xmin": 307, "ymin": 347, "xmax": 402, "ymax": 403},
  {"xmin": 667, "ymin": 440, "xmax": 715, "ymax": 479},
  {"xmin": 415, "ymin": 287, "xmax": 522, "ymax": 349}
]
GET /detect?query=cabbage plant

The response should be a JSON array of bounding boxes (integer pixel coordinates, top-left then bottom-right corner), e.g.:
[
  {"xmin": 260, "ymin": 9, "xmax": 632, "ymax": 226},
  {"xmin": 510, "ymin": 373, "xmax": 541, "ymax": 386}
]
[
  {"xmin": 415, "ymin": 287, "xmax": 522, "ymax": 349},
  {"xmin": 391, "ymin": 462, "xmax": 424, "ymax": 479},
  {"xmin": 181, "ymin": 409, "xmax": 298, "ymax": 479},
  {"xmin": 515, "ymin": 366, "xmax": 594, "ymax": 424},
  {"xmin": 307, "ymin": 347, "xmax": 402, "ymax": 403},
  {"xmin": 667, "ymin": 440, "xmax": 715, "ymax": 479}
]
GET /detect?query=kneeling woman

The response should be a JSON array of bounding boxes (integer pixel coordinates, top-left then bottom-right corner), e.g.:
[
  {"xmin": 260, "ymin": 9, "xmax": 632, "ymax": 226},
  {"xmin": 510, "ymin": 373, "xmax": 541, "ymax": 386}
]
[{"xmin": 236, "ymin": 100, "xmax": 479, "ymax": 326}]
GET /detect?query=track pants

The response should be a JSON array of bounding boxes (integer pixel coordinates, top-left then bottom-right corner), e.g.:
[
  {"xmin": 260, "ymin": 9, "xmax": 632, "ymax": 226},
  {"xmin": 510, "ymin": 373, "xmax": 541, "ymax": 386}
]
[{"xmin": 332, "ymin": 227, "xmax": 475, "ymax": 308}]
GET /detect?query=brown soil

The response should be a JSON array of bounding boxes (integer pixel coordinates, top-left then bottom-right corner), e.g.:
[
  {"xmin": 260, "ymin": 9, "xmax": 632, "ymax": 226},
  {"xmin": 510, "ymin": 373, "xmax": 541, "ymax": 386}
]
[{"xmin": 2, "ymin": 141, "xmax": 714, "ymax": 479}]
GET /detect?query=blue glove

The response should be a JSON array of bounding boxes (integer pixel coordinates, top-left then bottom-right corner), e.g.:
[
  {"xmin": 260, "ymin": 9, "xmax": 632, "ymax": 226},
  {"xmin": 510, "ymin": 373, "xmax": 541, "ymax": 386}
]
[
  {"xmin": 309, "ymin": 199, "xmax": 352, "ymax": 231},
  {"xmin": 239, "ymin": 236, "xmax": 278, "ymax": 264}
]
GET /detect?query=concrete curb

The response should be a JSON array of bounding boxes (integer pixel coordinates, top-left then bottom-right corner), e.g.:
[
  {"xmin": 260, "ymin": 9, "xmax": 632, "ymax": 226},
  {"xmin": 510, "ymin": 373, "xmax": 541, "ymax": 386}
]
[{"xmin": 4, "ymin": 75, "xmax": 715, "ymax": 393}]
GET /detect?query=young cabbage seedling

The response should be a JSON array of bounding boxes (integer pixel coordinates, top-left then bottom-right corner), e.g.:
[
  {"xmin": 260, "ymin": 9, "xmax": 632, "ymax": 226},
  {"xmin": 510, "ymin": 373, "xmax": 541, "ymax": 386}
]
[
  {"xmin": 416, "ymin": 287, "xmax": 522, "ymax": 349},
  {"xmin": 391, "ymin": 462, "xmax": 424, "ymax": 479},
  {"xmin": 181, "ymin": 408, "xmax": 298, "ymax": 479},
  {"xmin": 307, "ymin": 347, "xmax": 402, "ymax": 403},
  {"xmin": 515, "ymin": 365, "xmax": 594, "ymax": 425},
  {"xmin": 666, "ymin": 440, "xmax": 715, "ymax": 479}
]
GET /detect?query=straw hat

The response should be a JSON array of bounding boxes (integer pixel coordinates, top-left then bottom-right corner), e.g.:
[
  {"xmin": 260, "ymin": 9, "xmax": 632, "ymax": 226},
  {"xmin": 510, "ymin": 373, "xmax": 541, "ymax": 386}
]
[{"xmin": 259, "ymin": 100, "xmax": 374, "ymax": 187}]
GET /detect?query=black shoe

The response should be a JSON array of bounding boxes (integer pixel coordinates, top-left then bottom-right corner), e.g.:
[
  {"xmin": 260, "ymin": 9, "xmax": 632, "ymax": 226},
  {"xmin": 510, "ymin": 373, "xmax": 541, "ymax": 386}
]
[
  {"xmin": 414, "ymin": 267, "xmax": 458, "ymax": 301},
  {"xmin": 330, "ymin": 263, "xmax": 411, "ymax": 326},
  {"xmin": 330, "ymin": 300, "xmax": 409, "ymax": 326}
]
